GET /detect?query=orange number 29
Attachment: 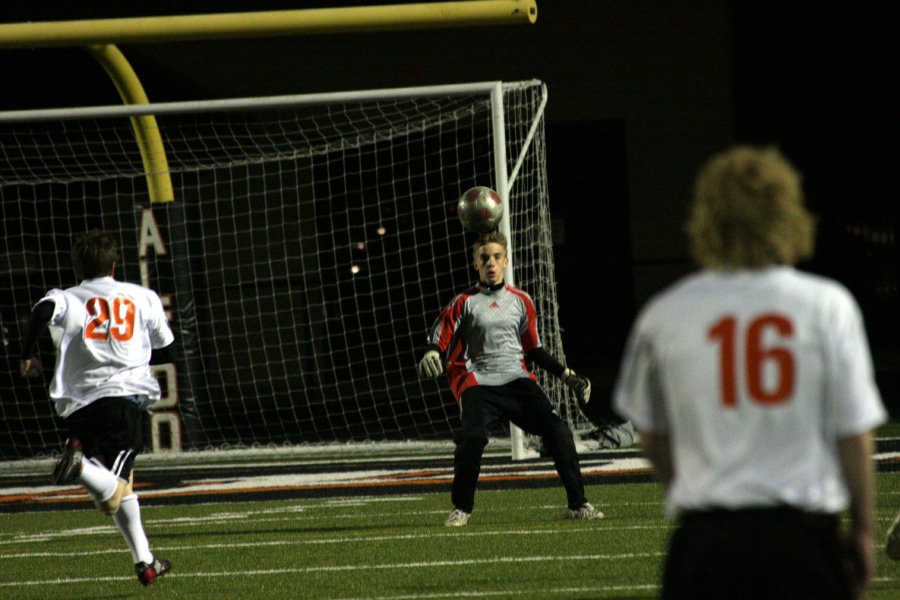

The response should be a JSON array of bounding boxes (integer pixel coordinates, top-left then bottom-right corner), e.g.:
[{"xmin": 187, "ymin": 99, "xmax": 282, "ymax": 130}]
[
  {"xmin": 708, "ymin": 314, "xmax": 795, "ymax": 407},
  {"xmin": 85, "ymin": 297, "xmax": 136, "ymax": 342}
]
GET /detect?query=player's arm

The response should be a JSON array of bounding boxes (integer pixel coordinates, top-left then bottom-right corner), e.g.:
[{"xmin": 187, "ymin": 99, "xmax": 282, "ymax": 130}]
[
  {"xmin": 417, "ymin": 294, "xmax": 466, "ymax": 379},
  {"xmin": 837, "ymin": 430, "xmax": 877, "ymax": 598},
  {"xmin": 525, "ymin": 347, "xmax": 592, "ymax": 404},
  {"xmin": 418, "ymin": 312, "xmax": 448, "ymax": 379},
  {"xmin": 418, "ymin": 343, "xmax": 443, "ymax": 379},
  {"xmin": 150, "ymin": 341, "xmax": 178, "ymax": 365},
  {"xmin": 637, "ymin": 429, "xmax": 673, "ymax": 489},
  {"xmin": 518, "ymin": 292, "xmax": 592, "ymax": 403},
  {"xmin": 19, "ymin": 300, "xmax": 55, "ymax": 378}
]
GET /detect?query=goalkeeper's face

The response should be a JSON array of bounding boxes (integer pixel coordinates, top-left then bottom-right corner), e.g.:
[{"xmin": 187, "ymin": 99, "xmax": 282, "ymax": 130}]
[{"xmin": 473, "ymin": 242, "xmax": 508, "ymax": 285}]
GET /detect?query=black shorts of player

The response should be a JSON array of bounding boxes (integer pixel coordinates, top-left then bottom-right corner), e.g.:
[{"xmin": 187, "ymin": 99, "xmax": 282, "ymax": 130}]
[
  {"xmin": 63, "ymin": 396, "xmax": 146, "ymax": 481},
  {"xmin": 661, "ymin": 506, "xmax": 853, "ymax": 600}
]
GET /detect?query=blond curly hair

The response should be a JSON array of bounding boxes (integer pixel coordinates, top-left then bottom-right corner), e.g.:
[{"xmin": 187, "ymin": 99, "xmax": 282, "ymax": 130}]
[{"xmin": 686, "ymin": 145, "xmax": 815, "ymax": 270}]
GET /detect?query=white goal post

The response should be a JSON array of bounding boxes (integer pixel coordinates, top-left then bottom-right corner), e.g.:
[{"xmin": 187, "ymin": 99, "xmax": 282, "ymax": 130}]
[{"xmin": 0, "ymin": 80, "xmax": 589, "ymax": 460}]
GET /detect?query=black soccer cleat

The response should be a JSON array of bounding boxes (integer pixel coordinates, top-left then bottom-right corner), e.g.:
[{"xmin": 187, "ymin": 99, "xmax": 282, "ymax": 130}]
[
  {"xmin": 135, "ymin": 557, "xmax": 171, "ymax": 586},
  {"xmin": 51, "ymin": 438, "xmax": 83, "ymax": 484}
]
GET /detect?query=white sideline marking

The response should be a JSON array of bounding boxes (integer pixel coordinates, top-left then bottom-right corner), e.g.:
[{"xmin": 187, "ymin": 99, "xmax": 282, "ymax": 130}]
[
  {"xmin": 335, "ymin": 584, "xmax": 661, "ymax": 599},
  {"xmin": 0, "ymin": 500, "xmax": 667, "ymax": 544},
  {"xmin": 6, "ymin": 570, "xmax": 900, "ymax": 593},
  {"xmin": 0, "ymin": 456, "xmax": 652, "ymax": 501},
  {"xmin": 0, "ymin": 552, "xmax": 665, "ymax": 588},
  {"xmin": 0, "ymin": 524, "xmax": 671, "ymax": 558}
]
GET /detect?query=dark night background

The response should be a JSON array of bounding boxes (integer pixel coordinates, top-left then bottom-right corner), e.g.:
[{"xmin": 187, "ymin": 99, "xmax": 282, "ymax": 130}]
[{"xmin": 1, "ymin": 1, "xmax": 897, "ymax": 416}]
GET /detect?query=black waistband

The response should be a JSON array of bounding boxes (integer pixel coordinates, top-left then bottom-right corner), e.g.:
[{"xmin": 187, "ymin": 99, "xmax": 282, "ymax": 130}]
[
  {"xmin": 680, "ymin": 506, "xmax": 838, "ymax": 529},
  {"xmin": 99, "ymin": 394, "xmax": 141, "ymax": 405}
]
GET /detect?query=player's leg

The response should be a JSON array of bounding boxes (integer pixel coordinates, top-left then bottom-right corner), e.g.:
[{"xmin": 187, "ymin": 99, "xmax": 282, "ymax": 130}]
[
  {"xmin": 508, "ymin": 380, "xmax": 599, "ymax": 517},
  {"xmin": 112, "ymin": 473, "xmax": 171, "ymax": 585},
  {"xmin": 56, "ymin": 400, "xmax": 123, "ymax": 507},
  {"xmin": 112, "ymin": 474, "xmax": 151, "ymax": 564},
  {"xmin": 449, "ymin": 387, "xmax": 503, "ymax": 523},
  {"xmin": 71, "ymin": 398, "xmax": 171, "ymax": 585}
]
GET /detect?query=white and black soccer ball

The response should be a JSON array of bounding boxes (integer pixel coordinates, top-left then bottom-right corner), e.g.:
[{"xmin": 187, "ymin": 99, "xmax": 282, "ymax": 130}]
[{"xmin": 457, "ymin": 186, "xmax": 504, "ymax": 233}]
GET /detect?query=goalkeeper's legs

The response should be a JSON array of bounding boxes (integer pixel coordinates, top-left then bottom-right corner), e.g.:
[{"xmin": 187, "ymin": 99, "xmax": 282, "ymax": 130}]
[
  {"xmin": 452, "ymin": 437, "xmax": 488, "ymax": 514},
  {"xmin": 451, "ymin": 434, "xmax": 487, "ymax": 513},
  {"xmin": 531, "ymin": 420, "xmax": 589, "ymax": 510},
  {"xmin": 506, "ymin": 380, "xmax": 589, "ymax": 511},
  {"xmin": 452, "ymin": 390, "xmax": 504, "ymax": 514}
]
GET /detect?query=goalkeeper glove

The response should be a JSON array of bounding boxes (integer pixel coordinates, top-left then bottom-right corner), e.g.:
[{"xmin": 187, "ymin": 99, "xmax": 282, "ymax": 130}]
[
  {"xmin": 563, "ymin": 368, "xmax": 591, "ymax": 405},
  {"xmin": 418, "ymin": 350, "xmax": 443, "ymax": 379}
]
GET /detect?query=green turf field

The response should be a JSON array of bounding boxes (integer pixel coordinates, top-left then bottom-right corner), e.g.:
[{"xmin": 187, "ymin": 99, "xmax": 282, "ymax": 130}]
[{"xmin": 2, "ymin": 474, "xmax": 899, "ymax": 599}]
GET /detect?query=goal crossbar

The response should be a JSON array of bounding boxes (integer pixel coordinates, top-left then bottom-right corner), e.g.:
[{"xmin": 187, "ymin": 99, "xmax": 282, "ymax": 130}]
[{"xmin": 0, "ymin": 81, "xmax": 509, "ymax": 124}]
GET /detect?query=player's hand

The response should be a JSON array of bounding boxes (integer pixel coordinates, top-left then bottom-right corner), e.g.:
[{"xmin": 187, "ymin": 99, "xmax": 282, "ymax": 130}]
[
  {"xmin": 417, "ymin": 351, "xmax": 443, "ymax": 379},
  {"xmin": 843, "ymin": 528, "xmax": 875, "ymax": 599},
  {"xmin": 564, "ymin": 368, "xmax": 591, "ymax": 404},
  {"xmin": 20, "ymin": 357, "xmax": 43, "ymax": 378}
]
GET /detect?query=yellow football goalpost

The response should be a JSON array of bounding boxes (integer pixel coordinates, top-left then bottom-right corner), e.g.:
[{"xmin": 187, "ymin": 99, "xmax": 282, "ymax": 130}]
[{"xmin": 0, "ymin": 1, "xmax": 537, "ymax": 205}]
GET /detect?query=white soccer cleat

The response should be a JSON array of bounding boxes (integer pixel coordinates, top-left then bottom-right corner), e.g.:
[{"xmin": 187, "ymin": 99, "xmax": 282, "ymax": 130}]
[
  {"xmin": 444, "ymin": 508, "xmax": 471, "ymax": 527},
  {"xmin": 887, "ymin": 511, "xmax": 900, "ymax": 560},
  {"xmin": 569, "ymin": 502, "xmax": 604, "ymax": 520}
]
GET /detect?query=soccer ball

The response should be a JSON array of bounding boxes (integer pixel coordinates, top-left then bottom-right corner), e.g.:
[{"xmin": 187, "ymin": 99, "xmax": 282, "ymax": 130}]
[{"xmin": 457, "ymin": 186, "xmax": 504, "ymax": 233}]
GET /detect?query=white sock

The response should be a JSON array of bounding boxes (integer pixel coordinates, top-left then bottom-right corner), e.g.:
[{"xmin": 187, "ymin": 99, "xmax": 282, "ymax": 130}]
[
  {"xmin": 79, "ymin": 458, "xmax": 119, "ymax": 502},
  {"xmin": 113, "ymin": 494, "xmax": 153, "ymax": 565}
]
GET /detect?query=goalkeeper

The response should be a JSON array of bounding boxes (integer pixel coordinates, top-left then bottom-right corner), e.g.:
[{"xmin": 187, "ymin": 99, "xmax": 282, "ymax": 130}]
[{"xmin": 418, "ymin": 231, "xmax": 601, "ymax": 526}]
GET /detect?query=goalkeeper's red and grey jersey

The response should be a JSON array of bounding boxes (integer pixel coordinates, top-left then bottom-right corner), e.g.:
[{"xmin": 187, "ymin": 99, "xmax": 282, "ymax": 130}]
[
  {"xmin": 613, "ymin": 266, "xmax": 887, "ymax": 519},
  {"xmin": 39, "ymin": 276, "xmax": 175, "ymax": 418},
  {"xmin": 427, "ymin": 282, "xmax": 539, "ymax": 401}
]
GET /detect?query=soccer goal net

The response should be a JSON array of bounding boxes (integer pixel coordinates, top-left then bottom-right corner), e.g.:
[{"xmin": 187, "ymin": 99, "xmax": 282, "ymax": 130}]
[{"xmin": 0, "ymin": 80, "xmax": 588, "ymax": 460}]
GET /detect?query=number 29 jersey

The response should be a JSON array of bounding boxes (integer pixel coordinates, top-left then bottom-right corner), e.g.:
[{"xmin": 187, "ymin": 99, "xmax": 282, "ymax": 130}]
[
  {"xmin": 39, "ymin": 276, "xmax": 175, "ymax": 418},
  {"xmin": 613, "ymin": 266, "xmax": 886, "ymax": 518}
]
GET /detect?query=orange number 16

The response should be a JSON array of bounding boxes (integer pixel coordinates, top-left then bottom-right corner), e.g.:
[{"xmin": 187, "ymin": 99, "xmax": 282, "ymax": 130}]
[
  {"xmin": 85, "ymin": 297, "xmax": 136, "ymax": 342},
  {"xmin": 708, "ymin": 314, "xmax": 795, "ymax": 407}
]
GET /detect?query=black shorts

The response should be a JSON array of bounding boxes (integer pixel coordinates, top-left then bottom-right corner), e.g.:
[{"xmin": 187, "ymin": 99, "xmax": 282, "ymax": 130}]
[
  {"xmin": 63, "ymin": 397, "xmax": 146, "ymax": 480},
  {"xmin": 459, "ymin": 378, "xmax": 563, "ymax": 436},
  {"xmin": 662, "ymin": 506, "xmax": 852, "ymax": 600}
]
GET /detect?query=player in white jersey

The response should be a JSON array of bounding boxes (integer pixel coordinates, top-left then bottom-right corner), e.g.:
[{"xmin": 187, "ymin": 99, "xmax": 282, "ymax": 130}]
[
  {"xmin": 19, "ymin": 230, "xmax": 175, "ymax": 586},
  {"xmin": 418, "ymin": 231, "xmax": 599, "ymax": 526},
  {"xmin": 614, "ymin": 146, "xmax": 886, "ymax": 599}
]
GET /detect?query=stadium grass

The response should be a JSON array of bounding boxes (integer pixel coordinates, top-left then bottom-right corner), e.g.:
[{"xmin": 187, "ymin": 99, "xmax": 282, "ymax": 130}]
[{"xmin": 1, "ymin": 475, "xmax": 899, "ymax": 599}]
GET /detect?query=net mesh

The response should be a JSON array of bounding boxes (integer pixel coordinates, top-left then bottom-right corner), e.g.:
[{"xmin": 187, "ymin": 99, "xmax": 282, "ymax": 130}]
[{"xmin": 0, "ymin": 80, "xmax": 587, "ymax": 459}]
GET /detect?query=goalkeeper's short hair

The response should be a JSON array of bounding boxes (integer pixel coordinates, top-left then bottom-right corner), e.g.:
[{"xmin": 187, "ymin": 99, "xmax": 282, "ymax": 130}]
[{"xmin": 470, "ymin": 231, "xmax": 508, "ymax": 264}]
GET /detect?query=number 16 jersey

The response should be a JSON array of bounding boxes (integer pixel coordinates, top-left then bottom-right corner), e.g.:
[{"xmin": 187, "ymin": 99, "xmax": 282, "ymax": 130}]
[
  {"xmin": 38, "ymin": 276, "xmax": 175, "ymax": 418},
  {"xmin": 613, "ymin": 266, "xmax": 886, "ymax": 518}
]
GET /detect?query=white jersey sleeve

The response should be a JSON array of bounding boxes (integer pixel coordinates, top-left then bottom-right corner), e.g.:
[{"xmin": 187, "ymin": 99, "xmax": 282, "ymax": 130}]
[
  {"xmin": 612, "ymin": 316, "xmax": 668, "ymax": 434},
  {"xmin": 821, "ymin": 285, "xmax": 886, "ymax": 437}
]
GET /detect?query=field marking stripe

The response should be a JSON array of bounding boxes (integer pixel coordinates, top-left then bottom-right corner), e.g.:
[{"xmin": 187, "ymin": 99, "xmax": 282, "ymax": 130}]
[
  {"xmin": 0, "ymin": 523, "xmax": 671, "ymax": 557},
  {"xmin": 0, "ymin": 552, "xmax": 665, "ymax": 587},
  {"xmin": 0, "ymin": 504, "xmax": 668, "ymax": 543},
  {"xmin": 0, "ymin": 469, "xmax": 644, "ymax": 505},
  {"xmin": 0, "ymin": 458, "xmax": 652, "ymax": 506},
  {"xmin": 335, "ymin": 583, "xmax": 660, "ymax": 599}
]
